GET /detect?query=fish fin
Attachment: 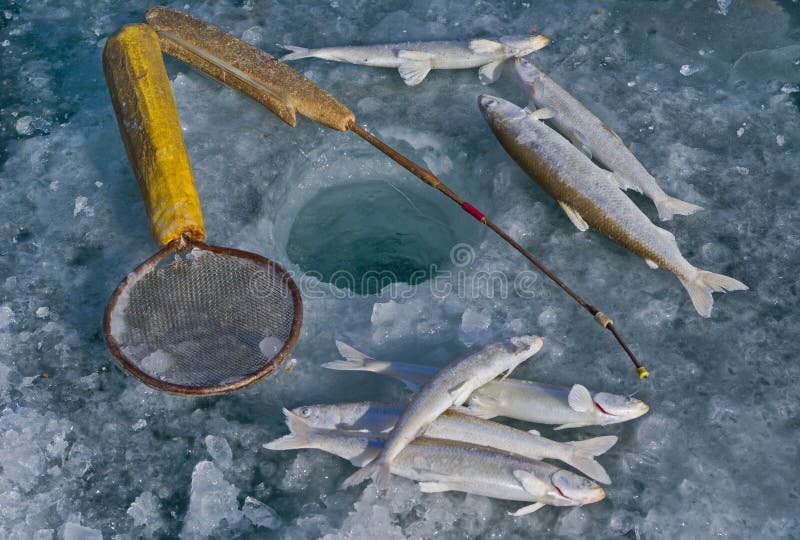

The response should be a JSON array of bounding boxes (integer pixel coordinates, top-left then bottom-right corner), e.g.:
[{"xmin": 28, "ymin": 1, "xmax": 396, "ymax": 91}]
[
  {"xmin": 566, "ymin": 128, "xmax": 593, "ymax": 159},
  {"xmin": 509, "ymin": 502, "xmax": 545, "ymax": 517},
  {"xmin": 342, "ymin": 460, "xmax": 391, "ymax": 489},
  {"xmin": 567, "ymin": 436, "xmax": 618, "ymax": 484},
  {"xmin": 278, "ymin": 44, "xmax": 313, "ymax": 61},
  {"xmin": 558, "ymin": 201, "xmax": 590, "ymax": 232},
  {"xmin": 567, "ymin": 384, "xmax": 594, "ymax": 412},
  {"xmin": 554, "ymin": 422, "xmax": 588, "ymax": 430},
  {"xmin": 679, "ymin": 268, "xmax": 748, "ymax": 318},
  {"xmin": 478, "ymin": 60, "xmax": 506, "ymax": 85},
  {"xmin": 417, "ymin": 481, "xmax": 452, "ymax": 493},
  {"xmin": 468, "ymin": 38, "xmax": 504, "ymax": 54},
  {"xmin": 462, "ymin": 393, "xmax": 501, "ymax": 419},
  {"xmin": 605, "ymin": 171, "xmax": 641, "ymax": 193},
  {"xmin": 335, "ymin": 340, "xmax": 373, "ymax": 362},
  {"xmin": 644, "ymin": 259, "xmax": 659, "ymax": 269},
  {"xmin": 513, "ymin": 469, "xmax": 551, "ymax": 496},
  {"xmin": 524, "ymin": 106, "xmax": 554, "ymax": 120},
  {"xmin": 263, "ymin": 408, "xmax": 313, "ymax": 451},
  {"xmin": 449, "ymin": 380, "xmax": 474, "ymax": 406},
  {"xmin": 398, "ymin": 61, "xmax": 432, "ymax": 86},
  {"xmin": 527, "ymin": 429, "xmax": 541, "ymax": 436},
  {"xmin": 656, "ymin": 196, "xmax": 703, "ymax": 221}
]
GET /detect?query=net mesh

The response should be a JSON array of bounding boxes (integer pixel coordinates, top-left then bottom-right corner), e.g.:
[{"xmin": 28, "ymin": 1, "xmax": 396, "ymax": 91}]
[{"xmin": 107, "ymin": 246, "xmax": 299, "ymax": 390}]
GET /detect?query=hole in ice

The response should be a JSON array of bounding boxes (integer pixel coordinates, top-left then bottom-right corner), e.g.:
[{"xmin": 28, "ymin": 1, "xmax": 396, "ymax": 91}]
[{"xmin": 286, "ymin": 181, "xmax": 458, "ymax": 295}]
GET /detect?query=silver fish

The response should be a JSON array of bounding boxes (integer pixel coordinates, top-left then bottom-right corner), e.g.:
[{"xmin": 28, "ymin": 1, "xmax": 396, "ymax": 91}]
[
  {"xmin": 513, "ymin": 58, "xmax": 702, "ymax": 221},
  {"xmin": 479, "ymin": 94, "xmax": 747, "ymax": 317},
  {"xmin": 264, "ymin": 408, "xmax": 605, "ymax": 516},
  {"xmin": 323, "ymin": 341, "xmax": 649, "ymax": 430},
  {"xmin": 292, "ymin": 401, "xmax": 618, "ymax": 483},
  {"xmin": 341, "ymin": 335, "xmax": 544, "ymax": 489},
  {"xmin": 279, "ymin": 35, "xmax": 550, "ymax": 86}
]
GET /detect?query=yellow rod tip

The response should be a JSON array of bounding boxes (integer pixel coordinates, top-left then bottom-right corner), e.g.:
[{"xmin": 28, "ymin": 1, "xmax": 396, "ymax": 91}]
[{"xmin": 637, "ymin": 366, "xmax": 650, "ymax": 379}]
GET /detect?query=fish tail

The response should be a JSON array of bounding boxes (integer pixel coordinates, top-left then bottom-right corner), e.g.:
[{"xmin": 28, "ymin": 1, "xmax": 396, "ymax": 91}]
[
  {"xmin": 322, "ymin": 341, "xmax": 377, "ymax": 372},
  {"xmin": 567, "ymin": 455, "xmax": 612, "ymax": 485},
  {"xmin": 680, "ymin": 268, "xmax": 748, "ymax": 317},
  {"xmin": 278, "ymin": 44, "xmax": 312, "ymax": 61},
  {"xmin": 263, "ymin": 408, "xmax": 314, "ymax": 451},
  {"xmin": 565, "ymin": 436, "xmax": 617, "ymax": 484},
  {"xmin": 656, "ymin": 195, "xmax": 703, "ymax": 221}
]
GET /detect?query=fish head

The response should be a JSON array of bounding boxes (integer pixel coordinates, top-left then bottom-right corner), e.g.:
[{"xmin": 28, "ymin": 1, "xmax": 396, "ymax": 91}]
[
  {"xmin": 291, "ymin": 404, "xmax": 342, "ymax": 430},
  {"xmin": 498, "ymin": 34, "xmax": 551, "ymax": 57},
  {"xmin": 512, "ymin": 57, "xmax": 545, "ymax": 96},
  {"xmin": 500, "ymin": 335, "xmax": 544, "ymax": 369},
  {"xmin": 549, "ymin": 470, "xmax": 606, "ymax": 506},
  {"xmin": 478, "ymin": 94, "xmax": 528, "ymax": 124},
  {"xmin": 592, "ymin": 392, "xmax": 650, "ymax": 424}
]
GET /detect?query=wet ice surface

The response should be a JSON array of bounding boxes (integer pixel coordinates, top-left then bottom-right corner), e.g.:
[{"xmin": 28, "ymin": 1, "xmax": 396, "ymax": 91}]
[{"xmin": 1, "ymin": 0, "xmax": 799, "ymax": 537}]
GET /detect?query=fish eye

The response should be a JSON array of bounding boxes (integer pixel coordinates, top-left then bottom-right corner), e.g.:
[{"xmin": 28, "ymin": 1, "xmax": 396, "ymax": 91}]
[{"xmin": 300, "ymin": 407, "xmax": 311, "ymax": 417}]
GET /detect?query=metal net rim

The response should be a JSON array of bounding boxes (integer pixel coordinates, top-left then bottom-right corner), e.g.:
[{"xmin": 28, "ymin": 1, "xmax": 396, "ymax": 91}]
[{"xmin": 103, "ymin": 239, "xmax": 303, "ymax": 396}]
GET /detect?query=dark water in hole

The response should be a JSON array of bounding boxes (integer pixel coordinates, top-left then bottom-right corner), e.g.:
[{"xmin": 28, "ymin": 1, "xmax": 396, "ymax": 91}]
[{"xmin": 287, "ymin": 181, "xmax": 457, "ymax": 294}]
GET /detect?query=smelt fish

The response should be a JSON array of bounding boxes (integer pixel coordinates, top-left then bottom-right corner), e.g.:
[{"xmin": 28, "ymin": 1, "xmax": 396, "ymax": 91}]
[
  {"xmin": 265, "ymin": 408, "xmax": 605, "ymax": 516},
  {"xmin": 341, "ymin": 336, "xmax": 543, "ymax": 489},
  {"xmin": 514, "ymin": 58, "xmax": 702, "ymax": 220},
  {"xmin": 479, "ymin": 94, "xmax": 747, "ymax": 317},
  {"xmin": 324, "ymin": 342, "xmax": 649, "ymax": 430},
  {"xmin": 292, "ymin": 401, "xmax": 618, "ymax": 483},
  {"xmin": 279, "ymin": 35, "xmax": 550, "ymax": 86}
]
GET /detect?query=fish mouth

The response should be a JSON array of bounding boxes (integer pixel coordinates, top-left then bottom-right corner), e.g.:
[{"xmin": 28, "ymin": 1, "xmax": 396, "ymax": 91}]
[
  {"xmin": 532, "ymin": 34, "xmax": 550, "ymax": 50},
  {"xmin": 551, "ymin": 471, "xmax": 606, "ymax": 505},
  {"xmin": 478, "ymin": 94, "xmax": 499, "ymax": 112},
  {"xmin": 509, "ymin": 335, "xmax": 544, "ymax": 354}
]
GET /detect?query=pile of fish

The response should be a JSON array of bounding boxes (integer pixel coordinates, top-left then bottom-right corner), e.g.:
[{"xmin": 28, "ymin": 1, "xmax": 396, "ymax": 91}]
[
  {"xmin": 282, "ymin": 35, "xmax": 747, "ymax": 316},
  {"xmin": 265, "ymin": 336, "xmax": 649, "ymax": 516}
]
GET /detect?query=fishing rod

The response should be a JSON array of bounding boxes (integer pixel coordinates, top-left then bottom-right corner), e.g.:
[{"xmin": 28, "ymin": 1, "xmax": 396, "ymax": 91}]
[{"xmin": 144, "ymin": 6, "xmax": 649, "ymax": 379}]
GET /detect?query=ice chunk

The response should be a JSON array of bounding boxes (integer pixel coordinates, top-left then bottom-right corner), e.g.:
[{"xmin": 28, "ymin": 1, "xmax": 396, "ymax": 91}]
[
  {"xmin": 777, "ymin": 134, "xmax": 785, "ymax": 146},
  {"xmin": 781, "ymin": 83, "xmax": 800, "ymax": 94},
  {"xmin": 72, "ymin": 196, "xmax": 89, "ymax": 217},
  {"xmin": 127, "ymin": 491, "xmax": 163, "ymax": 532},
  {"xmin": 181, "ymin": 461, "xmax": 242, "ymax": 539},
  {"xmin": 717, "ymin": 0, "xmax": 730, "ymax": 15},
  {"xmin": 258, "ymin": 336, "xmax": 283, "ymax": 358},
  {"xmin": 63, "ymin": 522, "xmax": 102, "ymax": 540},
  {"xmin": 459, "ymin": 307, "xmax": 491, "ymax": 346},
  {"xmin": 138, "ymin": 350, "xmax": 172, "ymax": 376},
  {"xmin": 0, "ymin": 305, "xmax": 15, "ymax": 329},
  {"xmin": 679, "ymin": 64, "xmax": 701, "ymax": 76},
  {"xmin": 35, "ymin": 306, "xmax": 49, "ymax": 318},
  {"xmin": 242, "ymin": 496, "xmax": 281, "ymax": 529},
  {"xmin": 204, "ymin": 435, "xmax": 232, "ymax": 469},
  {"xmin": 131, "ymin": 419, "xmax": 147, "ymax": 431}
]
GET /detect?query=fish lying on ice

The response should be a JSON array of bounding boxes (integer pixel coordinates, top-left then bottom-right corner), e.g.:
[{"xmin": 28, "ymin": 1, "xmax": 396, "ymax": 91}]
[
  {"xmin": 341, "ymin": 335, "xmax": 544, "ymax": 489},
  {"xmin": 513, "ymin": 58, "xmax": 702, "ymax": 221},
  {"xmin": 478, "ymin": 94, "xmax": 747, "ymax": 317},
  {"xmin": 292, "ymin": 401, "xmax": 618, "ymax": 483},
  {"xmin": 278, "ymin": 34, "xmax": 550, "ymax": 86},
  {"xmin": 324, "ymin": 342, "xmax": 650, "ymax": 429},
  {"xmin": 513, "ymin": 59, "xmax": 703, "ymax": 221},
  {"xmin": 264, "ymin": 408, "xmax": 605, "ymax": 516}
]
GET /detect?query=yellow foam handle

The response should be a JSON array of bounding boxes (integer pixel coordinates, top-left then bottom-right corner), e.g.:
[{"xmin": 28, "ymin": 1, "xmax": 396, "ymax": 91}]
[
  {"xmin": 638, "ymin": 366, "xmax": 650, "ymax": 379},
  {"xmin": 103, "ymin": 24, "xmax": 205, "ymax": 247}
]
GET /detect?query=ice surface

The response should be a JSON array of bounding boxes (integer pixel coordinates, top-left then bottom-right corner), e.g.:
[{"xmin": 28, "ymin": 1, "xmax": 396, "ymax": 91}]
[
  {"xmin": 242, "ymin": 496, "xmax": 281, "ymax": 529},
  {"xmin": 1, "ymin": 0, "xmax": 798, "ymax": 538}
]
